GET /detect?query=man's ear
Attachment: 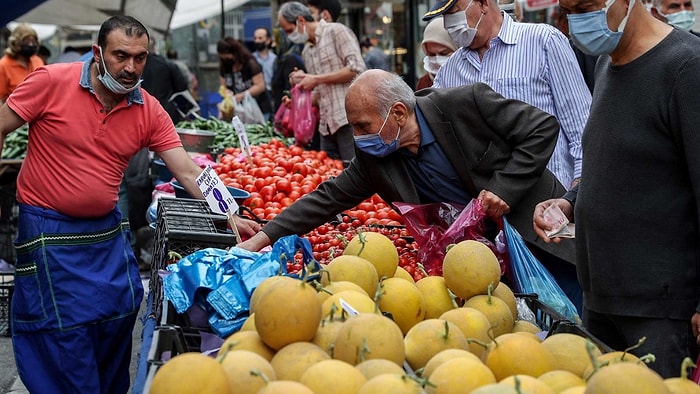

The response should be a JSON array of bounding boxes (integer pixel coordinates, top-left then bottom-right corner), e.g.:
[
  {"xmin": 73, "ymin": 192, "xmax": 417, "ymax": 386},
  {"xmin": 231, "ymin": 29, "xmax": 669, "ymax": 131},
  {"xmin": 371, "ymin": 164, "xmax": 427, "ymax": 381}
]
[{"xmin": 321, "ymin": 10, "xmax": 332, "ymax": 22}]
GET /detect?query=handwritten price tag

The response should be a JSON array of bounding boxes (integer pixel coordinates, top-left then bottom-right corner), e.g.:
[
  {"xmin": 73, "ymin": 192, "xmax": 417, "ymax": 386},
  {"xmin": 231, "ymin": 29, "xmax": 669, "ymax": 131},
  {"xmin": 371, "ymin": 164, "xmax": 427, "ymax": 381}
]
[{"xmin": 195, "ymin": 165, "xmax": 239, "ymax": 215}]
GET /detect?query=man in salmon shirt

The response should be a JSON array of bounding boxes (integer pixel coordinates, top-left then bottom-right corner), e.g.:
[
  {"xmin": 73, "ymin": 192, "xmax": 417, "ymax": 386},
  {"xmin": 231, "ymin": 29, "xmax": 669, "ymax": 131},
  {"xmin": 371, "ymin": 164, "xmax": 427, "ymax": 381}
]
[{"xmin": 0, "ymin": 16, "xmax": 259, "ymax": 393}]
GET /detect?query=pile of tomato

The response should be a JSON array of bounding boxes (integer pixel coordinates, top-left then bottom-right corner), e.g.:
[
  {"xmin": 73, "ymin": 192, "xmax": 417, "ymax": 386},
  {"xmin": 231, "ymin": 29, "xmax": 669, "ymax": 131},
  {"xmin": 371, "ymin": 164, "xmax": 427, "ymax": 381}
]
[{"xmin": 214, "ymin": 139, "xmax": 425, "ymax": 280}]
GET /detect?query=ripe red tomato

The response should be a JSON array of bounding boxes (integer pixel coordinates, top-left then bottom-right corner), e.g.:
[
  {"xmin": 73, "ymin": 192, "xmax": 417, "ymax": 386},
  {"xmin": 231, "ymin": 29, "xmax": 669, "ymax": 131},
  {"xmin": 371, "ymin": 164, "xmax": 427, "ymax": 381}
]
[{"xmin": 275, "ymin": 179, "xmax": 292, "ymax": 195}]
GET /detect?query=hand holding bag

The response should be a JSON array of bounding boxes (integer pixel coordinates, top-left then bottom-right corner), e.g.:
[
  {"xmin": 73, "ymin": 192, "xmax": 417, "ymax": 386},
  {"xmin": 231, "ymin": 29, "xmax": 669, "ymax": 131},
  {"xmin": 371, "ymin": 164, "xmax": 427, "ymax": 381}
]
[{"xmin": 236, "ymin": 90, "xmax": 266, "ymax": 124}]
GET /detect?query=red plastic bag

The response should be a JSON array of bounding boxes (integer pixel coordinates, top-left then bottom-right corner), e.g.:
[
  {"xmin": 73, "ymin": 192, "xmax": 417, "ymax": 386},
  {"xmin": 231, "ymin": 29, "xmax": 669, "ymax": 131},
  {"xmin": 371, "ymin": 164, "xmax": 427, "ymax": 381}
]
[
  {"xmin": 274, "ymin": 104, "xmax": 293, "ymax": 137},
  {"xmin": 290, "ymin": 85, "xmax": 317, "ymax": 146},
  {"xmin": 394, "ymin": 199, "xmax": 506, "ymax": 276}
]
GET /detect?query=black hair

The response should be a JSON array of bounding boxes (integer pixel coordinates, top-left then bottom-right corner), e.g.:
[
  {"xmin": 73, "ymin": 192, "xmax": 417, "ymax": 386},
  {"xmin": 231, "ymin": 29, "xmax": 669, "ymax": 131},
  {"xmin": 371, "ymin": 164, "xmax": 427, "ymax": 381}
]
[
  {"xmin": 307, "ymin": 0, "xmax": 342, "ymax": 21},
  {"xmin": 97, "ymin": 15, "xmax": 149, "ymax": 49}
]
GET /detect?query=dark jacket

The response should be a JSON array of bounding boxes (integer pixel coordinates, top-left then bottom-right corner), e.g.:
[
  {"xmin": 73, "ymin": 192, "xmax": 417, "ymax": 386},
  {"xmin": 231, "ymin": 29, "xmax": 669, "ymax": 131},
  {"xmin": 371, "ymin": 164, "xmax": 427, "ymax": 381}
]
[
  {"xmin": 141, "ymin": 53, "xmax": 189, "ymax": 123},
  {"xmin": 262, "ymin": 83, "xmax": 576, "ymax": 263}
]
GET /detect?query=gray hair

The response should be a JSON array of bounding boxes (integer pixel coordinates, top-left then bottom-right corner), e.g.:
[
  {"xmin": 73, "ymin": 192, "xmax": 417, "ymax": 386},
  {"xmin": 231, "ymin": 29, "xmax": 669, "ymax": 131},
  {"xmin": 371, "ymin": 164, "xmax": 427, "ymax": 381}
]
[
  {"xmin": 279, "ymin": 1, "xmax": 315, "ymax": 24},
  {"xmin": 370, "ymin": 73, "xmax": 417, "ymax": 118}
]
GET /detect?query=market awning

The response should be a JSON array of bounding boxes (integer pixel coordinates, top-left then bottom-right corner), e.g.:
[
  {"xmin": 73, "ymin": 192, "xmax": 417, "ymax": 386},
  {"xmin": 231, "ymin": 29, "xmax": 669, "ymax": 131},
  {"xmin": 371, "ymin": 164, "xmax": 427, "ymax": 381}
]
[
  {"xmin": 9, "ymin": 0, "xmax": 252, "ymax": 35},
  {"xmin": 0, "ymin": 0, "xmax": 49, "ymax": 28}
]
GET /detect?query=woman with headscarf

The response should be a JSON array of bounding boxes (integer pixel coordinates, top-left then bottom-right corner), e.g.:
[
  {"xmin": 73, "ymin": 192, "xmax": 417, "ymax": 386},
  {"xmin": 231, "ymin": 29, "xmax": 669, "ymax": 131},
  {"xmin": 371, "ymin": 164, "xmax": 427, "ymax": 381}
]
[
  {"xmin": 416, "ymin": 16, "xmax": 457, "ymax": 91},
  {"xmin": 0, "ymin": 24, "xmax": 45, "ymax": 104},
  {"xmin": 216, "ymin": 37, "xmax": 270, "ymax": 121}
]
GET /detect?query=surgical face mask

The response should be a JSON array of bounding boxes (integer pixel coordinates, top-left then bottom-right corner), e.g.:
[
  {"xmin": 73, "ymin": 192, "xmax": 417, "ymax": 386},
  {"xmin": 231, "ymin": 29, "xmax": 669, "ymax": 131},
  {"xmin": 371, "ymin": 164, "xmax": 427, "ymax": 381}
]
[
  {"xmin": 568, "ymin": 0, "xmax": 634, "ymax": 56},
  {"xmin": 660, "ymin": 9, "xmax": 696, "ymax": 31},
  {"xmin": 443, "ymin": 0, "xmax": 484, "ymax": 48},
  {"xmin": 353, "ymin": 110, "xmax": 401, "ymax": 157},
  {"xmin": 96, "ymin": 47, "xmax": 143, "ymax": 94},
  {"xmin": 288, "ymin": 22, "xmax": 309, "ymax": 44},
  {"xmin": 423, "ymin": 55, "xmax": 451, "ymax": 75},
  {"xmin": 19, "ymin": 44, "xmax": 37, "ymax": 58}
]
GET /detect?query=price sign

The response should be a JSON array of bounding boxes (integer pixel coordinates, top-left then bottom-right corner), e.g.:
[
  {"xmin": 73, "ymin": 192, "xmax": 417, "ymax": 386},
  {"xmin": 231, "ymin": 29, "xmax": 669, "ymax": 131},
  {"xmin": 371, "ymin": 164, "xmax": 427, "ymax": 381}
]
[
  {"xmin": 195, "ymin": 165, "xmax": 239, "ymax": 215},
  {"xmin": 231, "ymin": 116, "xmax": 251, "ymax": 155}
]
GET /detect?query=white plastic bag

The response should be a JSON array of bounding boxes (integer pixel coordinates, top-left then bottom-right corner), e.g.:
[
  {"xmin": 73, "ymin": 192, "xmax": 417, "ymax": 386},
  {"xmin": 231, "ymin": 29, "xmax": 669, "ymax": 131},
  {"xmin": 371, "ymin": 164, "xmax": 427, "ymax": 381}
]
[{"xmin": 236, "ymin": 90, "xmax": 265, "ymax": 124}]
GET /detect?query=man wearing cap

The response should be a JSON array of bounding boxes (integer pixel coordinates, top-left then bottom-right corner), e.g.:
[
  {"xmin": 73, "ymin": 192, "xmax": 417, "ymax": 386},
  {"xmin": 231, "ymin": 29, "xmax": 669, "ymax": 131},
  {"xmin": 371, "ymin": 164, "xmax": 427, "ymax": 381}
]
[
  {"xmin": 650, "ymin": 0, "xmax": 700, "ymax": 37},
  {"xmin": 426, "ymin": 0, "xmax": 590, "ymax": 192},
  {"xmin": 0, "ymin": 24, "xmax": 45, "ymax": 104},
  {"xmin": 425, "ymin": 0, "xmax": 590, "ymax": 311}
]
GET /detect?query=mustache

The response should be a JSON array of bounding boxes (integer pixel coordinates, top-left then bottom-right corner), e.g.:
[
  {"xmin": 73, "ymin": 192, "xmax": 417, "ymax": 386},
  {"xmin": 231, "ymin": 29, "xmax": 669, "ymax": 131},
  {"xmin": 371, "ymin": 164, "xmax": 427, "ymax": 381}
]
[{"xmin": 116, "ymin": 71, "xmax": 139, "ymax": 80}]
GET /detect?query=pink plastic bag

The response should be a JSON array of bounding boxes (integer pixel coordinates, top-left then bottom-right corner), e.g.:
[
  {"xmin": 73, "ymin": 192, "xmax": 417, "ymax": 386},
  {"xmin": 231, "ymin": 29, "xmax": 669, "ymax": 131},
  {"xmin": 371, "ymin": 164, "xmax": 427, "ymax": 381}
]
[
  {"xmin": 274, "ymin": 104, "xmax": 293, "ymax": 137},
  {"xmin": 290, "ymin": 85, "xmax": 317, "ymax": 146},
  {"xmin": 394, "ymin": 199, "xmax": 506, "ymax": 276}
]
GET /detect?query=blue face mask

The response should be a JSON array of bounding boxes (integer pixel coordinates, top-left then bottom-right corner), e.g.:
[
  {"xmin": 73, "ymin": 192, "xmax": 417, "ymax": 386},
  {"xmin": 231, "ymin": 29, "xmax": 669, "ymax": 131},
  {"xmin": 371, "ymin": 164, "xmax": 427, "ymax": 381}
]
[
  {"xmin": 354, "ymin": 110, "xmax": 401, "ymax": 158},
  {"xmin": 567, "ymin": 10, "xmax": 623, "ymax": 56},
  {"xmin": 97, "ymin": 46, "xmax": 143, "ymax": 94},
  {"xmin": 661, "ymin": 10, "xmax": 696, "ymax": 31}
]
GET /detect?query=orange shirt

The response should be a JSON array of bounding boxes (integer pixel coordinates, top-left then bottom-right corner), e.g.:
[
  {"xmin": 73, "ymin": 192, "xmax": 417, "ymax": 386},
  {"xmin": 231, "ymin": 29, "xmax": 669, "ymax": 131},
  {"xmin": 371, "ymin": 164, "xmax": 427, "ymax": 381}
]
[
  {"xmin": 0, "ymin": 54, "xmax": 44, "ymax": 100},
  {"xmin": 7, "ymin": 61, "xmax": 182, "ymax": 217}
]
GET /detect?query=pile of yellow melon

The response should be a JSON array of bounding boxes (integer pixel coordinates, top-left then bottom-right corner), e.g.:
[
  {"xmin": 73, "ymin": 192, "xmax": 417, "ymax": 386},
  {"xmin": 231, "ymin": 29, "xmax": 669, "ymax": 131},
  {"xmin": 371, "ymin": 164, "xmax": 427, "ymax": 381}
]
[{"xmin": 149, "ymin": 235, "xmax": 695, "ymax": 394}]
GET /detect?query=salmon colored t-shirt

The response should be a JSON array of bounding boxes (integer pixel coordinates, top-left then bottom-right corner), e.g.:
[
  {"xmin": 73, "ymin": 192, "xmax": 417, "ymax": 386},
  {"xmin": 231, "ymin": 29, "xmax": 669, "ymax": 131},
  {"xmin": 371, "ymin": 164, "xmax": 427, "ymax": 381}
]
[
  {"xmin": 0, "ymin": 54, "xmax": 44, "ymax": 100},
  {"xmin": 7, "ymin": 61, "xmax": 182, "ymax": 218}
]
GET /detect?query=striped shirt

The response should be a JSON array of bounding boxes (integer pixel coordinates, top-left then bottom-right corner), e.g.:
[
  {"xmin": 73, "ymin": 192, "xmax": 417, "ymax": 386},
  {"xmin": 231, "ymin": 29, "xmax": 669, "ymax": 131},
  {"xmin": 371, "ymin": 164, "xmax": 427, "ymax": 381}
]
[
  {"xmin": 303, "ymin": 20, "xmax": 366, "ymax": 135},
  {"xmin": 433, "ymin": 14, "xmax": 591, "ymax": 189}
]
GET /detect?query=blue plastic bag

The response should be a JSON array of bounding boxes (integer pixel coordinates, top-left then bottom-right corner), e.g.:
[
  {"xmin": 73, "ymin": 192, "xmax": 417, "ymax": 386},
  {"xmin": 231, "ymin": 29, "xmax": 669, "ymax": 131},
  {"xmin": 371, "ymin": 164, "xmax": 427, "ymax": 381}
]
[
  {"xmin": 162, "ymin": 235, "xmax": 322, "ymax": 338},
  {"xmin": 502, "ymin": 217, "xmax": 581, "ymax": 324}
]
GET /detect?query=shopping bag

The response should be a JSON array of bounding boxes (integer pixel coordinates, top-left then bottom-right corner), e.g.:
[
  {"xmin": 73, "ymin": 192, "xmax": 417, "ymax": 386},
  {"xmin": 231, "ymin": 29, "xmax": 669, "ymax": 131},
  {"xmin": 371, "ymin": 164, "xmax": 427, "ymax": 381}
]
[
  {"xmin": 236, "ymin": 90, "xmax": 266, "ymax": 124},
  {"xmin": 290, "ymin": 85, "xmax": 317, "ymax": 146},
  {"xmin": 394, "ymin": 199, "xmax": 506, "ymax": 276},
  {"xmin": 502, "ymin": 217, "xmax": 581, "ymax": 323},
  {"xmin": 274, "ymin": 103, "xmax": 293, "ymax": 137}
]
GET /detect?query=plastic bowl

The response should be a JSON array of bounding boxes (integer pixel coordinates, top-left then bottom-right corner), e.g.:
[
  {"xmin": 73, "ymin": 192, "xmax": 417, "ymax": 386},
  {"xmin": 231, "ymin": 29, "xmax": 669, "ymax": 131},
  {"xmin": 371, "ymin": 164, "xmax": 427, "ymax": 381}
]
[{"xmin": 170, "ymin": 181, "xmax": 251, "ymax": 205}]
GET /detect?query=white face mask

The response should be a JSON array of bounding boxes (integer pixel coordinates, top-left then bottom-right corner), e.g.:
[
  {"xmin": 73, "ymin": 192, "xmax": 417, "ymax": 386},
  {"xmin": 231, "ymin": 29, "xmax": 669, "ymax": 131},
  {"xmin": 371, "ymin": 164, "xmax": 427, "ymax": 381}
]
[
  {"xmin": 443, "ymin": 0, "xmax": 484, "ymax": 48},
  {"xmin": 288, "ymin": 21, "xmax": 309, "ymax": 44},
  {"xmin": 96, "ymin": 46, "xmax": 142, "ymax": 95},
  {"xmin": 423, "ymin": 55, "xmax": 451, "ymax": 74}
]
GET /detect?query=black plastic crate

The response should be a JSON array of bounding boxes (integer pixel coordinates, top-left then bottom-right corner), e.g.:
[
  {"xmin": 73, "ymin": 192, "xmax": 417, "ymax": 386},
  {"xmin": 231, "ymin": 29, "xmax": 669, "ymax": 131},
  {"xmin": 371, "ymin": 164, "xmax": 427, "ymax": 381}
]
[
  {"xmin": 150, "ymin": 198, "xmax": 238, "ymax": 321},
  {"xmin": 0, "ymin": 182, "xmax": 18, "ymax": 265},
  {"xmin": 518, "ymin": 293, "xmax": 612, "ymax": 353},
  {"xmin": 0, "ymin": 271, "xmax": 14, "ymax": 337}
]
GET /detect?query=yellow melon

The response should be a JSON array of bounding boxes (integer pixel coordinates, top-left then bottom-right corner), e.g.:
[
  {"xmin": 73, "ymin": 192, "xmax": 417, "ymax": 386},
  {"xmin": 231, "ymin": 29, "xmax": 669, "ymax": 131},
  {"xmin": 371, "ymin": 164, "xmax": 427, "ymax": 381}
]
[
  {"xmin": 240, "ymin": 312, "xmax": 257, "ymax": 331},
  {"xmin": 492, "ymin": 283, "xmax": 517, "ymax": 320},
  {"xmin": 439, "ymin": 307, "xmax": 492, "ymax": 358},
  {"xmin": 250, "ymin": 275, "xmax": 287, "ymax": 313},
  {"xmin": 317, "ymin": 280, "xmax": 369, "ymax": 304},
  {"xmin": 442, "ymin": 240, "xmax": 500, "ymax": 300},
  {"xmin": 219, "ymin": 329, "xmax": 276, "ymax": 361},
  {"xmin": 582, "ymin": 351, "xmax": 644, "ymax": 380},
  {"xmin": 270, "ymin": 341, "xmax": 331, "ymax": 381},
  {"xmin": 470, "ymin": 384, "xmax": 520, "ymax": 394},
  {"xmin": 421, "ymin": 348, "xmax": 482, "ymax": 379},
  {"xmin": 257, "ymin": 380, "xmax": 314, "ymax": 394},
  {"xmin": 584, "ymin": 362, "xmax": 671, "ymax": 393},
  {"xmin": 538, "ymin": 370, "xmax": 586, "ymax": 393},
  {"xmin": 311, "ymin": 317, "xmax": 345, "ymax": 356},
  {"xmin": 463, "ymin": 293, "xmax": 514, "ymax": 338},
  {"xmin": 321, "ymin": 255, "xmax": 379, "ymax": 296},
  {"xmin": 512, "ymin": 320, "xmax": 543, "ymax": 335},
  {"xmin": 664, "ymin": 357, "xmax": 700, "ymax": 394},
  {"xmin": 416, "ymin": 276, "xmax": 456, "ymax": 319},
  {"xmin": 393, "ymin": 266, "xmax": 415, "ymax": 283},
  {"xmin": 343, "ymin": 231, "xmax": 399, "ymax": 280},
  {"xmin": 482, "ymin": 333, "xmax": 555, "ymax": 381},
  {"xmin": 355, "ymin": 359, "xmax": 406, "ymax": 380},
  {"xmin": 377, "ymin": 277, "xmax": 426, "ymax": 334},
  {"xmin": 217, "ymin": 349, "xmax": 276, "ymax": 394},
  {"xmin": 427, "ymin": 357, "xmax": 496, "ymax": 394},
  {"xmin": 357, "ymin": 374, "xmax": 424, "ymax": 394},
  {"xmin": 322, "ymin": 290, "xmax": 377, "ymax": 317},
  {"xmin": 332, "ymin": 313, "xmax": 405, "ymax": 366},
  {"xmin": 541, "ymin": 333, "xmax": 601, "ymax": 378},
  {"xmin": 150, "ymin": 352, "xmax": 232, "ymax": 394},
  {"xmin": 300, "ymin": 359, "xmax": 367, "ymax": 394},
  {"xmin": 254, "ymin": 276, "xmax": 322, "ymax": 350},
  {"xmin": 404, "ymin": 318, "xmax": 469, "ymax": 371},
  {"xmin": 499, "ymin": 374, "xmax": 556, "ymax": 394}
]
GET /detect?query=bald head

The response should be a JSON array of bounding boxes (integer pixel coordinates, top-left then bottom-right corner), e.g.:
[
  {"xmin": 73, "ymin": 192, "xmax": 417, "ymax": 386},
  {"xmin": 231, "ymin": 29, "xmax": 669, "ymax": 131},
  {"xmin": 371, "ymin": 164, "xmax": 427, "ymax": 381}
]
[{"xmin": 347, "ymin": 70, "xmax": 416, "ymax": 118}]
